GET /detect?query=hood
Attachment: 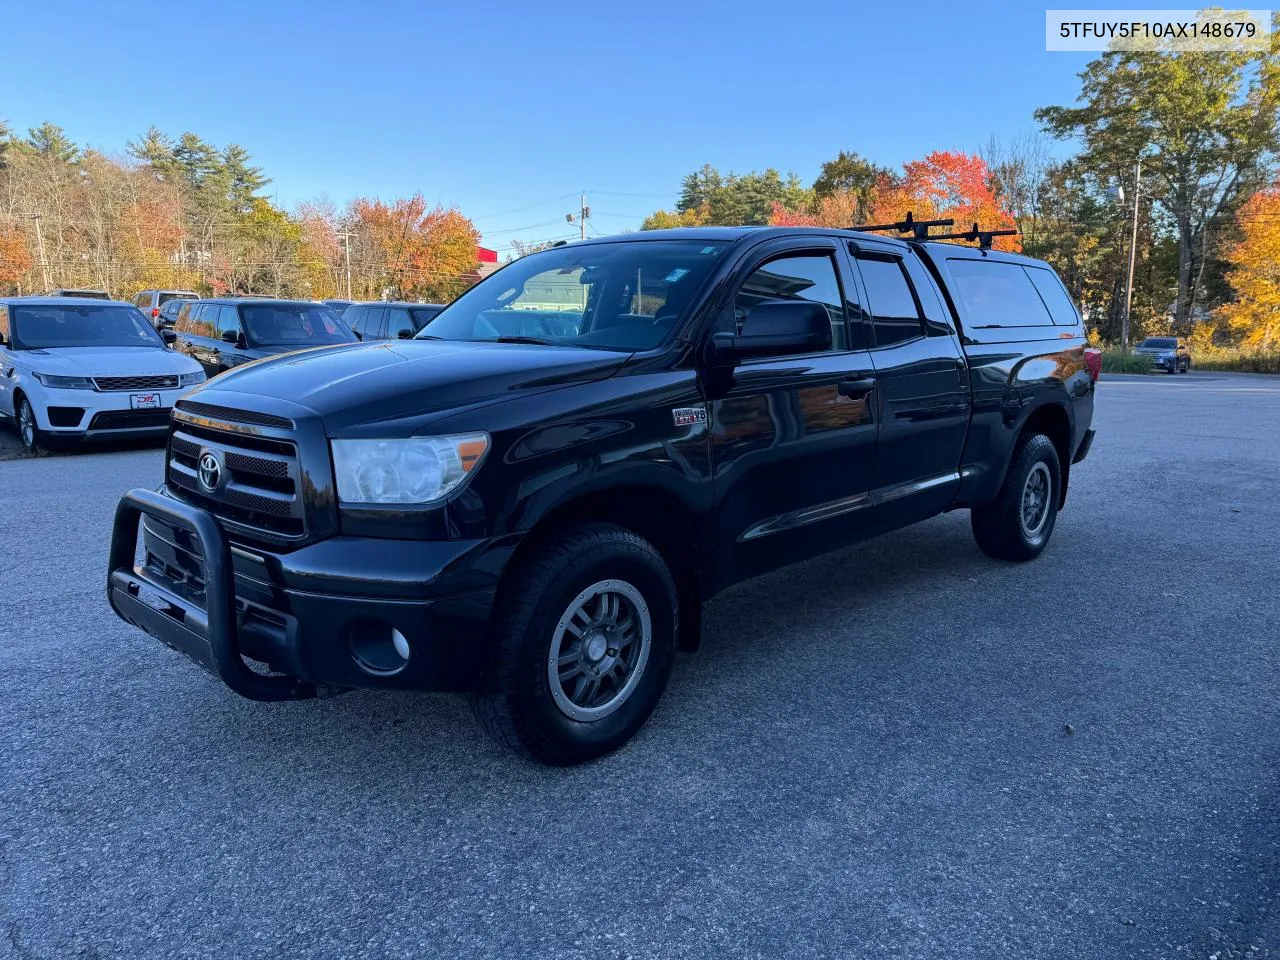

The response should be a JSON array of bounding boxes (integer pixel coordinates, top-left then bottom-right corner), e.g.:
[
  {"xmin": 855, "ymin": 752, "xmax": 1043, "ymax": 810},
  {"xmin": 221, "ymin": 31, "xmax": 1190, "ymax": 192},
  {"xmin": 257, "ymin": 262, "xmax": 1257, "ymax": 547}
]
[
  {"xmin": 191, "ymin": 339, "xmax": 630, "ymax": 432},
  {"xmin": 19, "ymin": 346, "xmax": 202, "ymax": 376},
  {"xmin": 1135, "ymin": 345, "xmax": 1175, "ymax": 354}
]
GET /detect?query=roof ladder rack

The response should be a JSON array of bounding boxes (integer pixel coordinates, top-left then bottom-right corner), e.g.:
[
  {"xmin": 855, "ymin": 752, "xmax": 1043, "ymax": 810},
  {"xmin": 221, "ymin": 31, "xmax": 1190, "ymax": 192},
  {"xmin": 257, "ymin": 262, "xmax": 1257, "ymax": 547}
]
[
  {"xmin": 851, "ymin": 211, "xmax": 954, "ymax": 240},
  {"xmin": 925, "ymin": 222, "xmax": 1020, "ymax": 250}
]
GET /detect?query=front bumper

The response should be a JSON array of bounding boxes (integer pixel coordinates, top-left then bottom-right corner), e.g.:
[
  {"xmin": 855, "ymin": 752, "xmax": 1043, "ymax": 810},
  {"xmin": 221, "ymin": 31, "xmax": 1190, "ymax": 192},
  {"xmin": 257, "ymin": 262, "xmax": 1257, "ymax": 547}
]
[
  {"xmin": 37, "ymin": 385, "xmax": 189, "ymax": 438},
  {"xmin": 107, "ymin": 488, "xmax": 517, "ymax": 699}
]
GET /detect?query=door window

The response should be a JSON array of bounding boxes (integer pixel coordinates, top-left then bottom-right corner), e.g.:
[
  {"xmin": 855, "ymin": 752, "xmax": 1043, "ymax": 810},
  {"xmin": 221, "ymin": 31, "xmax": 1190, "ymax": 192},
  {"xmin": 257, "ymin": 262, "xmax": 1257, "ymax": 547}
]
[
  {"xmin": 856, "ymin": 255, "xmax": 926, "ymax": 347},
  {"xmin": 386, "ymin": 307, "xmax": 415, "ymax": 339},
  {"xmin": 364, "ymin": 306, "xmax": 387, "ymax": 340},
  {"xmin": 216, "ymin": 305, "xmax": 242, "ymax": 341},
  {"xmin": 346, "ymin": 306, "xmax": 366, "ymax": 337},
  {"xmin": 0, "ymin": 304, "xmax": 9, "ymax": 343},
  {"xmin": 734, "ymin": 253, "xmax": 847, "ymax": 351}
]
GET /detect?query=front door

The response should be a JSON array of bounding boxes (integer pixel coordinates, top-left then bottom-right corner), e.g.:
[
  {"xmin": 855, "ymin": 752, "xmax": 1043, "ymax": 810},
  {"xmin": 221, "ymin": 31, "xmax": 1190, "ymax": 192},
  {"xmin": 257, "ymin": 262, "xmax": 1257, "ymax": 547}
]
[{"xmin": 706, "ymin": 240, "xmax": 879, "ymax": 587}]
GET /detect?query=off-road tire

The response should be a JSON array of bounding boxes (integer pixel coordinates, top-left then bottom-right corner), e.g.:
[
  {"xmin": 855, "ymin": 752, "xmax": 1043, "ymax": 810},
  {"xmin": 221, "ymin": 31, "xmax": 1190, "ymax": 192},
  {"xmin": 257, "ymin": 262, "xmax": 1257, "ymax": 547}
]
[
  {"xmin": 970, "ymin": 433, "xmax": 1061, "ymax": 562},
  {"xmin": 471, "ymin": 523, "xmax": 678, "ymax": 765}
]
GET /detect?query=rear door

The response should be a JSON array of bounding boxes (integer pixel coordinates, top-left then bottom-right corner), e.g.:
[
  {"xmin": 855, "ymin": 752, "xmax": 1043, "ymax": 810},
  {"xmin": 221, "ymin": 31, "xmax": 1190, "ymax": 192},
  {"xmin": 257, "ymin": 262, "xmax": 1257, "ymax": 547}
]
[
  {"xmin": 848, "ymin": 242, "xmax": 968, "ymax": 522},
  {"xmin": 708, "ymin": 238, "xmax": 879, "ymax": 585}
]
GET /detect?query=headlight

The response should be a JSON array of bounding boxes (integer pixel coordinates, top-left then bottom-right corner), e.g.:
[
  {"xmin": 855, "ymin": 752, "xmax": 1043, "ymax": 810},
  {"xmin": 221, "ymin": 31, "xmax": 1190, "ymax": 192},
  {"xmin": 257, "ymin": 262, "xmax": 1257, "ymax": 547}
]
[
  {"xmin": 331, "ymin": 434, "xmax": 489, "ymax": 505},
  {"xmin": 34, "ymin": 373, "xmax": 95, "ymax": 390},
  {"xmin": 179, "ymin": 371, "xmax": 206, "ymax": 386}
]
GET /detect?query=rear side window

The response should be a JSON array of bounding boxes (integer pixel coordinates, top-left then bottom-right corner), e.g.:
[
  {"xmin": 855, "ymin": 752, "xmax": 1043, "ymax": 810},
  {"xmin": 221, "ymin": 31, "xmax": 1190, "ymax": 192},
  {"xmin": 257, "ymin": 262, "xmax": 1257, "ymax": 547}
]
[
  {"xmin": 134, "ymin": 292, "xmax": 152, "ymax": 308},
  {"xmin": 175, "ymin": 302, "xmax": 194, "ymax": 333},
  {"xmin": 1025, "ymin": 267, "xmax": 1080, "ymax": 326},
  {"xmin": 856, "ymin": 255, "xmax": 925, "ymax": 347},
  {"xmin": 948, "ymin": 259, "xmax": 1054, "ymax": 327},
  {"xmin": 158, "ymin": 292, "xmax": 194, "ymax": 307}
]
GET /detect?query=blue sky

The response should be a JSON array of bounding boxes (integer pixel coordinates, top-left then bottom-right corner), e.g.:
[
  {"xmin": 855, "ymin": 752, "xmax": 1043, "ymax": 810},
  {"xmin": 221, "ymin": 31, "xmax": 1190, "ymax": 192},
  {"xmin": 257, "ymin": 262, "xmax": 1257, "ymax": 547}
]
[{"xmin": 4, "ymin": 0, "xmax": 1095, "ymax": 252}]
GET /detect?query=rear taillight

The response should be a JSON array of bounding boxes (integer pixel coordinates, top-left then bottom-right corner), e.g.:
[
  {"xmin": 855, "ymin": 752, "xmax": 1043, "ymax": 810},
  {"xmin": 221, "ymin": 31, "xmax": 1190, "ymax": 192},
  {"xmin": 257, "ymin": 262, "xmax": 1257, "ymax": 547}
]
[
  {"xmin": 1083, "ymin": 347, "xmax": 1102, "ymax": 382},
  {"xmin": 151, "ymin": 307, "xmax": 159, "ymax": 318}
]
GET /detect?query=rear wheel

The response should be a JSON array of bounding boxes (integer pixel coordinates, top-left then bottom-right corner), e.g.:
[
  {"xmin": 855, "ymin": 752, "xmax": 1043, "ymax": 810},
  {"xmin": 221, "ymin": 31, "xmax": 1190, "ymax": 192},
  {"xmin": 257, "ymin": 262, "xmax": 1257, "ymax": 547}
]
[
  {"xmin": 971, "ymin": 434, "xmax": 1061, "ymax": 562},
  {"xmin": 15, "ymin": 396, "xmax": 44, "ymax": 454},
  {"xmin": 471, "ymin": 523, "xmax": 678, "ymax": 765}
]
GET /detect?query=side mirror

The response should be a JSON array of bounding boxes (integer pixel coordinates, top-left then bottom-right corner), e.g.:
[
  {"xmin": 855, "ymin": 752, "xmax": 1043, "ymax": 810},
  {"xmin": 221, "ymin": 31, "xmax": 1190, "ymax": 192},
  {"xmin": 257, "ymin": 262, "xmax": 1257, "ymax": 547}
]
[
  {"xmin": 709, "ymin": 300, "xmax": 832, "ymax": 364},
  {"xmin": 353, "ymin": 330, "xmax": 363, "ymax": 340},
  {"xmin": 161, "ymin": 329, "xmax": 177, "ymax": 344},
  {"xmin": 396, "ymin": 328, "xmax": 413, "ymax": 339},
  {"xmin": 221, "ymin": 329, "xmax": 240, "ymax": 345}
]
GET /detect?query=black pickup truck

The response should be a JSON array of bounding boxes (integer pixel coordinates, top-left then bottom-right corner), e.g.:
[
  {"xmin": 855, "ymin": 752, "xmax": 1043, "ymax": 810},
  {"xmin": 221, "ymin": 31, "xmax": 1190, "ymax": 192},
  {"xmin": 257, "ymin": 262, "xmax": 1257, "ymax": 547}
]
[{"xmin": 107, "ymin": 226, "xmax": 1098, "ymax": 764}]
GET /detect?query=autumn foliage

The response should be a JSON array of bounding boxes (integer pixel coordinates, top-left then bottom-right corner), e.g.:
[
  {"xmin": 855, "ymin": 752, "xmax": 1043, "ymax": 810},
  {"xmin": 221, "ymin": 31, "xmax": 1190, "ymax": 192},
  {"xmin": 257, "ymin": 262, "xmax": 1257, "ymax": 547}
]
[
  {"xmin": 1219, "ymin": 185, "xmax": 1280, "ymax": 350},
  {"xmin": 768, "ymin": 150, "xmax": 1020, "ymax": 252}
]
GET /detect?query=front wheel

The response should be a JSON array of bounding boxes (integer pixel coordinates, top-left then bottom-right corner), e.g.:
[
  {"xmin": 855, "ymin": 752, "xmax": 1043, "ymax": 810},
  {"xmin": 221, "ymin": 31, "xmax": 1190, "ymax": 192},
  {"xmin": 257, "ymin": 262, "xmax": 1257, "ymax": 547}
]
[
  {"xmin": 471, "ymin": 523, "xmax": 678, "ymax": 765},
  {"xmin": 971, "ymin": 434, "xmax": 1061, "ymax": 562},
  {"xmin": 15, "ymin": 396, "xmax": 44, "ymax": 454}
]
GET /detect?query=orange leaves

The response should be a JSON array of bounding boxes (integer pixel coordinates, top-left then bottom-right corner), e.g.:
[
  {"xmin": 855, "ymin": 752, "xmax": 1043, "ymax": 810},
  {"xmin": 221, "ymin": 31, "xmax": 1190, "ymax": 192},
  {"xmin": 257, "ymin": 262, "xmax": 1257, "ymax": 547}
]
[
  {"xmin": 1218, "ymin": 185, "xmax": 1280, "ymax": 349},
  {"xmin": 867, "ymin": 151, "xmax": 1020, "ymax": 251},
  {"xmin": 348, "ymin": 195, "xmax": 480, "ymax": 301},
  {"xmin": 0, "ymin": 224, "xmax": 32, "ymax": 289}
]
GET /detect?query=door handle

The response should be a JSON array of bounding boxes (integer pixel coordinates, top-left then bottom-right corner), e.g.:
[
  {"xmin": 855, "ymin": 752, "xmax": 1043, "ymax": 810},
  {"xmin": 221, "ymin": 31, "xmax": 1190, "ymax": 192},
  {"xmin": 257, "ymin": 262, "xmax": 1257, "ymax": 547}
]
[{"xmin": 838, "ymin": 377, "xmax": 877, "ymax": 400}]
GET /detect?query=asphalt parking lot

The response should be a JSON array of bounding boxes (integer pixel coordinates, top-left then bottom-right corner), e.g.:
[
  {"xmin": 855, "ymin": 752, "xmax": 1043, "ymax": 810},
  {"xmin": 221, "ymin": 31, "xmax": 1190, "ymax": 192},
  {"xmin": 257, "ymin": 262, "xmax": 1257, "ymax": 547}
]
[{"xmin": 1, "ymin": 372, "xmax": 1277, "ymax": 960}]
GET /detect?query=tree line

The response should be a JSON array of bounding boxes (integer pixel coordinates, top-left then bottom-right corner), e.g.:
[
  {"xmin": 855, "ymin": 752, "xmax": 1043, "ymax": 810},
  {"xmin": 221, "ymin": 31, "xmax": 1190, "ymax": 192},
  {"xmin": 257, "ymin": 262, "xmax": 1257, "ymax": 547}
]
[
  {"xmin": 640, "ymin": 44, "xmax": 1279, "ymax": 351},
  {"xmin": 0, "ymin": 124, "xmax": 481, "ymax": 303}
]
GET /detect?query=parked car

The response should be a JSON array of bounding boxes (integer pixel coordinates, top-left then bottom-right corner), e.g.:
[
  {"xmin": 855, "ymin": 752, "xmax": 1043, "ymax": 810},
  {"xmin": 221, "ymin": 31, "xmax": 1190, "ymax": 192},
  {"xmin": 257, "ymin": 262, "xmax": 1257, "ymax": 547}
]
[
  {"xmin": 45, "ymin": 288, "xmax": 110, "ymax": 300},
  {"xmin": 132, "ymin": 289, "xmax": 199, "ymax": 326},
  {"xmin": 0, "ymin": 297, "xmax": 205, "ymax": 452},
  {"xmin": 156, "ymin": 298, "xmax": 188, "ymax": 330},
  {"xmin": 108, "ymin": 226, "xmax": 1098, "ymax": 764},
  {"xmin": 1136, "ymin": 336, "xmax": 1191, "ymax": 373},
  {"xmin": 170, "ymin": 298, "xmax": 357, "ymax": 378},
  {"xmin": 344, "ymin": 301, "xmax": 445, "ymax": 340},
  {"xmin": 321, "ymin": 299, "xmax": 354, "ymax": 315}
]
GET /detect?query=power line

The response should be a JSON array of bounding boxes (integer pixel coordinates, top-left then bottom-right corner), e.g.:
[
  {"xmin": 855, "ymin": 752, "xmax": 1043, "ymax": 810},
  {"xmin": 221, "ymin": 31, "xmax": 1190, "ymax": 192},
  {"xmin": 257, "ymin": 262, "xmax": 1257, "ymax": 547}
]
[{"xmin": 471, "ymin": 192, "xmax": 581, "ymax": 221}]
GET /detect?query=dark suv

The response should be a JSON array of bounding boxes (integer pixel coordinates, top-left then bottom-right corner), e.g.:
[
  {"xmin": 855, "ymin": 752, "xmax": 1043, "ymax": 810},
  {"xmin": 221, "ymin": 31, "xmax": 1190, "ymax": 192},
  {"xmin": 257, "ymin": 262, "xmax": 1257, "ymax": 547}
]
[
  {"xmin": 171, "ymin": 298, "xmax": 356, "ymax": 377},
  {"xmin": 109, "ymin": 227, "xmax": 1098, "ymax": 764},
  {"xmin": 345, "ymin": 301, "xmax": 445, "ymax": 341}
]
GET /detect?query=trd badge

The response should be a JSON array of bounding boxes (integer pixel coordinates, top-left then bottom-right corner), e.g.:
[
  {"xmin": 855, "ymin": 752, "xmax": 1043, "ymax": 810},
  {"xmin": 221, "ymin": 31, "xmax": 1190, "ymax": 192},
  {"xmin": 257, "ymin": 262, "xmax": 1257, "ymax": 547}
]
[{"xmin": 671, "ymin": 405, "xmax": 708, "ymax": 427}]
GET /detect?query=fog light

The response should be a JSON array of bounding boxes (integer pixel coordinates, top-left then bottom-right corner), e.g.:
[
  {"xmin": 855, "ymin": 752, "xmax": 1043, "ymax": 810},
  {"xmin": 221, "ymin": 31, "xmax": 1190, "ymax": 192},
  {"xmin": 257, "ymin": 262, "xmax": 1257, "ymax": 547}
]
[
  {"xmin": 391, "ymin": 627, "xmax": 410, "ymax": 660},
  {"xmin": 348, "ymin": 621, "xmax": 410, "ymax": 676}
]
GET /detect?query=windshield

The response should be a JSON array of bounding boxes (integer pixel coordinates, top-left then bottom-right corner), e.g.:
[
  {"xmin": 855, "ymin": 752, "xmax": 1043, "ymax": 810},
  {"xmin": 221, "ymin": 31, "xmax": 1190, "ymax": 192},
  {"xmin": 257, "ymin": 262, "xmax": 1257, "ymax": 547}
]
[
  {"xmin": 239, "ymin": 303, "xmax": 355, "ymax": 347},
  {"xmin": 1141, "ymin": 338, "xmax": 1176, "ymax": 349},
  {"xmin": 418, "ymin": 239, "xmax": 729, "ymax": 351},
  {"xmin": 11, "ymin": 304, "xmax": 164, "ymax": 349}
]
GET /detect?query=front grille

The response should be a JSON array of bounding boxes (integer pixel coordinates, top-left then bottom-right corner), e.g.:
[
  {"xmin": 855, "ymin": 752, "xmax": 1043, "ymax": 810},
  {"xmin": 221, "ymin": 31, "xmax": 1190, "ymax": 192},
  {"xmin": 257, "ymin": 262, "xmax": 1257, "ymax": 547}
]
[
  {"xmin": 89, "ymin": 409, "xmax": 171, "ymax": 430},
  {"xmin": 93, "ymin": 375, "xmax": 179, "ymax": 391},
  {"xmin": 167, "ymin": 420, "xmax": 305, "ymax": 538},
  {"xmin": 175, "ymin": 400, "xmax": 294, "ymax": 429}
]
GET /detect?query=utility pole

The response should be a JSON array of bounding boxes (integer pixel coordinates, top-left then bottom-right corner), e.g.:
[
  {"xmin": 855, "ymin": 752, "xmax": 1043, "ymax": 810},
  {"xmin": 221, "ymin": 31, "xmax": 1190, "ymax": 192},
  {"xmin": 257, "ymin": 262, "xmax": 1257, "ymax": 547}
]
[
  {"xmin": 1122, "ymin": 155, "xmax": 1142, "ymax": 350},
  {"xmin": 24, "ymin": 214, "xmax": 51, "ymax": 290},
  {"xmin": 338, "ymin": 231, "xmax": 354, "ymax": 300},
  {"xmin": 565, "ymin": 193, "xmax": 590, "ymax": 241}
]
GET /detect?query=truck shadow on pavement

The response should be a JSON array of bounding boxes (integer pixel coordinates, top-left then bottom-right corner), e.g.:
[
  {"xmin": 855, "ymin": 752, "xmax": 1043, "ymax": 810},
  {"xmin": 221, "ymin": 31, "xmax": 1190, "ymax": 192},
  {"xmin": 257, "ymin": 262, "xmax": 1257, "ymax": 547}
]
[{"xmin": 159, "ymin": 512, "xmax": 994, "ymax": 789}]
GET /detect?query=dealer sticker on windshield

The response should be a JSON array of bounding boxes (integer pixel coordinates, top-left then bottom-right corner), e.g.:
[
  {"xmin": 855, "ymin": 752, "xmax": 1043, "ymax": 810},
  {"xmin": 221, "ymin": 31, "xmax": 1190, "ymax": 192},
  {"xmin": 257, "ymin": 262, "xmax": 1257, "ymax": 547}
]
[{"xmin": 672, "ymin": 405, "xmax": 708, "ymax": 427}]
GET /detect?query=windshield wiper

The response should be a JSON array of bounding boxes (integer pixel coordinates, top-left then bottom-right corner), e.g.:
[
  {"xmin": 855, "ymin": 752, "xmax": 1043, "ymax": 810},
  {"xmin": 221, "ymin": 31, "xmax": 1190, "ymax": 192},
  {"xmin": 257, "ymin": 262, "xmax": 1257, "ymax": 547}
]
[{"xmin": 482, "ymin": 335, "xmax": 559, "ymax": 345}]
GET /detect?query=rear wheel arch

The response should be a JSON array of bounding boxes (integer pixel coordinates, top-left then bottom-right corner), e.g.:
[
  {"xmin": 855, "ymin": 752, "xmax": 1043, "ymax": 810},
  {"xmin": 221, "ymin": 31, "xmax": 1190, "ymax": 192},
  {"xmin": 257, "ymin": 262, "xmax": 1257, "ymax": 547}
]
[{"xmin": 1012, "ymin": 401, "xmax": 1072, "ymax": 508}]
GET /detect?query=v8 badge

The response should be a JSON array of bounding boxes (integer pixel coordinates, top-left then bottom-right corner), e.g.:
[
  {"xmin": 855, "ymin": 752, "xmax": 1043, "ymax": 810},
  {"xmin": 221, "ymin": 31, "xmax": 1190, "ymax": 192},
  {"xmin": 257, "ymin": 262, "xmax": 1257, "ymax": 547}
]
[{"xmin": 671, "ymin": 405, "xmax": 708, "ymax": 427}]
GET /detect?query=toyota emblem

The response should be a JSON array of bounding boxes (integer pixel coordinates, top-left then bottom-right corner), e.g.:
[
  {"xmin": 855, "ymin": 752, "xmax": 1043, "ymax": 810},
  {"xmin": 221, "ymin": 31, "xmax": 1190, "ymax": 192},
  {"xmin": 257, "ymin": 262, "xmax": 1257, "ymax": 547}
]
[{"xmin": 197, "ymin": 451, "xmax": 222, "ymax": 492}]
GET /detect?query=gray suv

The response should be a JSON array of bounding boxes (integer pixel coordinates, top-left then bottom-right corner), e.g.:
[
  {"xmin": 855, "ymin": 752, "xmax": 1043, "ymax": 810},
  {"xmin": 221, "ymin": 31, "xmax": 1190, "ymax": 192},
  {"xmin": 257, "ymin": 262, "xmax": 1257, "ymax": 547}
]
[
  {"xmin": 1136, "ymin": 336, "xmax": 1191, "ymax": 373},
  {"xmin": 132, "ymin": 290, "xmax": 199, "ymax": 326}
]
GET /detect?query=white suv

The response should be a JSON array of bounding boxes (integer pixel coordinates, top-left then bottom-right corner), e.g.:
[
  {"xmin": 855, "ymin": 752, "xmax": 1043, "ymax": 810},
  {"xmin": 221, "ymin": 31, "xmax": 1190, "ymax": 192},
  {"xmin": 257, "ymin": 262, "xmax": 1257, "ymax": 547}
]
[{"xmin": 0, "ymin": 297, "xmax": 206, "ymax": 453}]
